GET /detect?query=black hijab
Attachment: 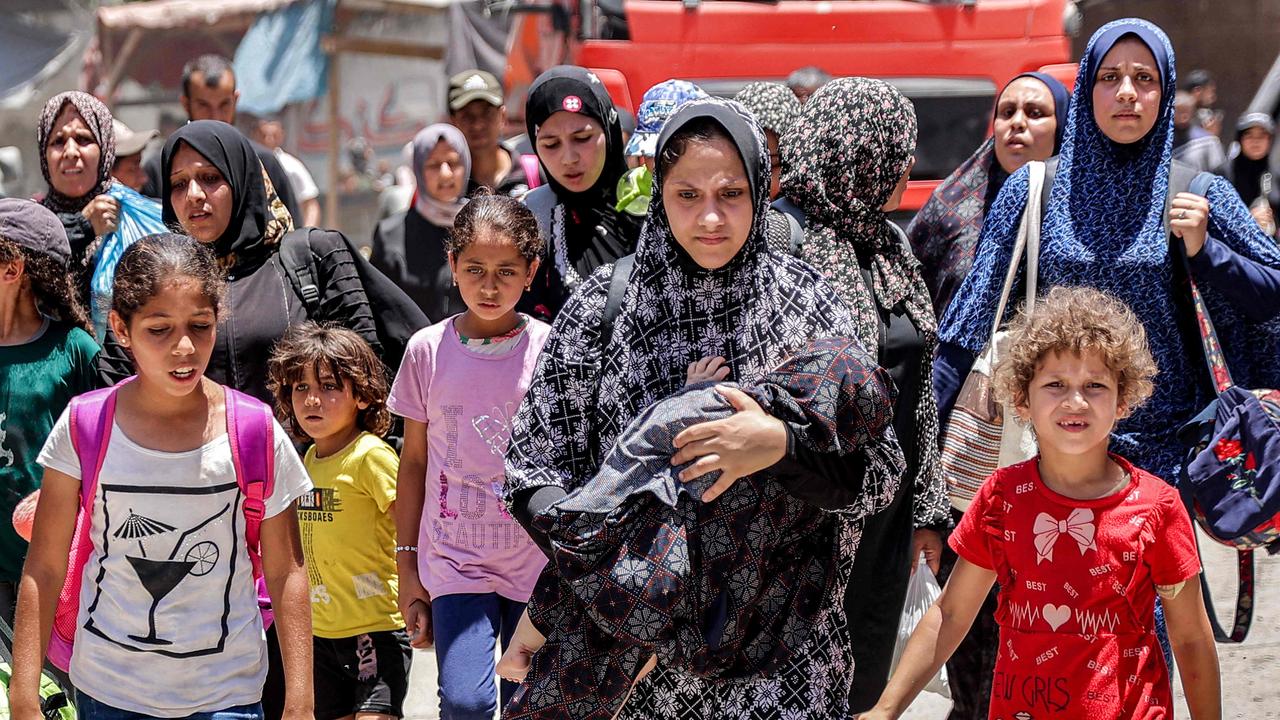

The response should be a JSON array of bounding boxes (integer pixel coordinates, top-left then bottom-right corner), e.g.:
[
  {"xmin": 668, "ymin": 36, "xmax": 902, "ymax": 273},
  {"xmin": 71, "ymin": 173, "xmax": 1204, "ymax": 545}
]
[
  {"xmin": 524, "ymin": 66, "xmax": 641, "ymax": 284},
  {"xmin": 161, "ymin": 120, "xmax": 293, "ymax": 272}
]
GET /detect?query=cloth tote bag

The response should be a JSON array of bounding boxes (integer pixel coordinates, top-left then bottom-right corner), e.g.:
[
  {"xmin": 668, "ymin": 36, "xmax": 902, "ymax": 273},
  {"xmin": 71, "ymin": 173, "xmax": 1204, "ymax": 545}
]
[{"xmin": 940, "ymin": 160, "xmax": 1045, "ymax": 510}]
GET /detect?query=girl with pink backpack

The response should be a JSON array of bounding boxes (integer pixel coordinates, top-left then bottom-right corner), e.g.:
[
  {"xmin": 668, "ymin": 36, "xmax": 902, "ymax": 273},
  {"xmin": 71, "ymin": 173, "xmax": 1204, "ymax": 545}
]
[{"xmin": 9, "ymin": 234, "xmax": 315, "ymax": 720}]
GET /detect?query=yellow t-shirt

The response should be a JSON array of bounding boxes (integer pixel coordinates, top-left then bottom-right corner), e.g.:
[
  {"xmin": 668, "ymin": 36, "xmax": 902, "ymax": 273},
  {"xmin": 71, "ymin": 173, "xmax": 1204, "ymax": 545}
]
[{"xmin": 301, "ymin": 432, "xmax": 404, "ymax": 638}]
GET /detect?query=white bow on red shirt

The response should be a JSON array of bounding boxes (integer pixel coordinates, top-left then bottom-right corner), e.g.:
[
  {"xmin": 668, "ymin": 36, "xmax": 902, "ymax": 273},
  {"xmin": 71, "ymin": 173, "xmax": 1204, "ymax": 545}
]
[{"xmin": 1032, "ymin": 507, "xmax": 1097, "ymax": 564}]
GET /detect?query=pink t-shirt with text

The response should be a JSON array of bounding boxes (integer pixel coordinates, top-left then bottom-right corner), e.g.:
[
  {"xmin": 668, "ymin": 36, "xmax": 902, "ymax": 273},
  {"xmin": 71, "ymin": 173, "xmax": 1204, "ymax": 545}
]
[{"xmin": 389, "ymin": 316, "xmax": 550, "ymax": 601}]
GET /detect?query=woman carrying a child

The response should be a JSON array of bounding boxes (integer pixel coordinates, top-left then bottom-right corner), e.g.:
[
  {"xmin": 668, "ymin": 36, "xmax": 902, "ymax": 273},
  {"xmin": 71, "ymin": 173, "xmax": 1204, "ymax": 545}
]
[{"xmin": 504, "ymin": 98, "xmax": 900, "ymax": 719}]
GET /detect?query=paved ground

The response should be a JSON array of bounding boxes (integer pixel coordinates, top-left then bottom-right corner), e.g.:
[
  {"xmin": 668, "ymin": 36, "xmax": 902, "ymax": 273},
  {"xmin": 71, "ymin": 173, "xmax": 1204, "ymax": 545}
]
[{"xmin": 404, "ymin": 527, "xmax": 1280, "ymax": 719}]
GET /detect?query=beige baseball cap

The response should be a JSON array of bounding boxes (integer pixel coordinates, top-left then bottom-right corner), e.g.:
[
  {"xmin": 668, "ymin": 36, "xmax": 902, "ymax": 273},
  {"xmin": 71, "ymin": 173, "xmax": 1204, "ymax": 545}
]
[
  {"xmin": 112, "ymin": 119, "xmax": 159, "ymax": 158},
  {"xmin": 448, "ymin": 70, "xmax": 503, "ymax": 111}
]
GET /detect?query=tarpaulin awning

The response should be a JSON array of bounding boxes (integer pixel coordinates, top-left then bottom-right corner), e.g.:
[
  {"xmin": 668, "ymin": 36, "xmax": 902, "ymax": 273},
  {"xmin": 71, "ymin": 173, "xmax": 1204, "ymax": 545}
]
[
  {"xmin": 234, "ymin": 0, "xmax": 334, "ymax": 116},
  {"xmin": 97, "ymin": 0, "xmax": 300, "ymax": 31},
  {"xmin": 0, "ymin": 15, "xmax": 82, "ymax": 107}
]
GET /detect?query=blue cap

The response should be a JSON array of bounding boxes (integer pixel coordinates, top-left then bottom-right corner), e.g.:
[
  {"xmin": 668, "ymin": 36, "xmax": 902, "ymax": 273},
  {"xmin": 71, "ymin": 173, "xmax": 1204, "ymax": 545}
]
[{"xmin": 624, "ymin": 80, "xmax": 708, "ymax": 158}]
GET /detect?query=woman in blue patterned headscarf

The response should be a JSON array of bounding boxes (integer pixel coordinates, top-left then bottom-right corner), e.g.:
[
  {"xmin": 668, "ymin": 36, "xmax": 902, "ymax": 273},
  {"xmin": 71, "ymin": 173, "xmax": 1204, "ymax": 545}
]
[{"xmin": 938, "ymin": 18, "xmax": 1280, "ymax": 487}]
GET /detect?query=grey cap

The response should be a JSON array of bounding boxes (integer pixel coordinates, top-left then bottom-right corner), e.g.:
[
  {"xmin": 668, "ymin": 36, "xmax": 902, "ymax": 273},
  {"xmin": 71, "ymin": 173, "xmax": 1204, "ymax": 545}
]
[
  {"xmin": 1236, "ymin": 112, "xmax": 1276, "ymax": 136},
  {"xmin": 0, "ymin": 198, "xmax": 71, "ymax": 265}
]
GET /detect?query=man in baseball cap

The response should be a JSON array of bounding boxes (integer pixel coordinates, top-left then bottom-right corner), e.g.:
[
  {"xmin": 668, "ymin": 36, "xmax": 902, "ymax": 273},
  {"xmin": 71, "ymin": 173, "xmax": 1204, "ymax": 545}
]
[
  {"xmin": 448, "ymin": 69, "xmax": 535, "ymax": 196},
  {"xmin": 110, "ymin": 119, "xmax": 158, "ymax": 194}
]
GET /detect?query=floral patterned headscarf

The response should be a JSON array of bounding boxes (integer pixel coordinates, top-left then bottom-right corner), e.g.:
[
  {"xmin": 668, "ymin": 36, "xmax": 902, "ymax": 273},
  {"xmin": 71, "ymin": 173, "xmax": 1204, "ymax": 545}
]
[
  {"xmin": 37, "ymin": 91, "xmax": 116, "ymax": 214},
  {"xmin": 781, "ymin": 76, "xmax": 933, "ymax": 349},
  {"xmin": 734, "ymin": 81, "xmax": 800, "ymax": 138},
  {"xmin": 781, "ymin": 77, "xmax": 943, "ymax": 530}
]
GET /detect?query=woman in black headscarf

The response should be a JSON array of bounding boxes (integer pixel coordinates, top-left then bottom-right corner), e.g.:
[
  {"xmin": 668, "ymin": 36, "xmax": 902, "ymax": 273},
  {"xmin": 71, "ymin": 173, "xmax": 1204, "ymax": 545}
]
[
  {"xmin": 96, "ymin": 120, "xmax": 403, "ymax": 404},
  {"xmin": 520, "ymin": 66, "xmax": 644, "ymax": 320},
  {"xmin": 36, "ymin": 92, "xmax": 119, "ymax": 282},
  {"xmin": 506, "ymin": 98, "xmax": 892, "ymax": 719},
  {"xmin": 779, "ymin": 77, "xmax": 948, "ymax": 714},
  {"xmin": 906, "ymin": 72, "xmax": 1070, "ymax": 317},
  {"xmin": 1217, "ymin": 112, "xmax": 1280, "ymax": 237}
]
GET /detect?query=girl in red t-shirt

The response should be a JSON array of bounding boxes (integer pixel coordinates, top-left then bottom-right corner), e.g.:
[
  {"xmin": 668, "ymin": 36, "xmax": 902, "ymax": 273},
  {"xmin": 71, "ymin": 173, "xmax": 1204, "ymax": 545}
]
[{"xmin": 863, "ymin": 286, "xmax": 1221, "ymax": 720}]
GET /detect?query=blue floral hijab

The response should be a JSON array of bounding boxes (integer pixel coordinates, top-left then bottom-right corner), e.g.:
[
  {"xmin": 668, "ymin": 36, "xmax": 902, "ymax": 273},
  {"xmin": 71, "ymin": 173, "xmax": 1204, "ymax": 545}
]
[{"xmin": 940, "ymin": 18, "xmax": 1280, "ymax": 481}]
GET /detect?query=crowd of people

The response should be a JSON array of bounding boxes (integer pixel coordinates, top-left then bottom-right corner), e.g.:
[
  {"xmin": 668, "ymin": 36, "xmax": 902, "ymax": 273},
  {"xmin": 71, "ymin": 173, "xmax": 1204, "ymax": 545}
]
[{"xmin": 3, "ymin": 15, "xmax": 1279, "ymax": 720}]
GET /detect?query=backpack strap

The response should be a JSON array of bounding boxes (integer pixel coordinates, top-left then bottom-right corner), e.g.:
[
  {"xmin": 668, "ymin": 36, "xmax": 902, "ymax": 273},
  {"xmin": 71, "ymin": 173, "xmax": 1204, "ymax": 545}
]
[
  {"xmin": 771, "ymin": 198, "xmax": 808, "ymax": 257},
  {"xmin": 0, "ymin": 611, "xmax": 14, "ymax": 666},
  {"xmin": 224, "ymin": 387, "xmax": 275, "ymax": 582},
  {"xmin": 784, "ymin": 210, "xmax": 804, "ymax": 257},
  {"xmin": 599, "ymin": 254, "xmax": 634, "ymax": 348},
  {"xmin": 587, "ymin": 254, "xmax": 635, "ymax": 464},
  {"xmin": 1038, "ymin": 156, "xmax": 1058, "ymax": 219},
  {"xmin": 50, "ymin": 383, "xmax": 123, "ymax": 671},
  {"xmin": 1180, "ymin": 504, "xmax": 1253, "ymax": 643},
  {"xmin": 69, "ymin": 385, "xmax": 125, "ymax": 515},
  {"xmin": 278, "ymin": 230, "xmax": 321, "ymax": 318}
]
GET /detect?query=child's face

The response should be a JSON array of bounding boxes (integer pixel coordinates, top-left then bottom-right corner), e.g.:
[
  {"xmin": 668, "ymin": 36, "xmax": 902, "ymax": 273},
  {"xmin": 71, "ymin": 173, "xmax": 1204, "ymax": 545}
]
[
  {"xmin": 290, "ymin": 363, "xmax": 367, "ymax": 446},
  {"xmin": 449, "ymin": 236, "xmax": 539, "ymax": 323},
  {"xmin": 1017, "ymin": 349, "xmax": 1126, "ymax": 458},
  {"xmin": 109, "ymin": 276, "xmax": 217, "ymax": 397}
]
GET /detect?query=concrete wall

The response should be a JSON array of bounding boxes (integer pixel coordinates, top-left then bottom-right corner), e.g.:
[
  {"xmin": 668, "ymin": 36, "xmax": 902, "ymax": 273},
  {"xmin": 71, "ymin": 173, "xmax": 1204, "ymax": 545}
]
[{"xmin": 1075, "ymin": 0, "xmax": 1280, "ymax": 133}]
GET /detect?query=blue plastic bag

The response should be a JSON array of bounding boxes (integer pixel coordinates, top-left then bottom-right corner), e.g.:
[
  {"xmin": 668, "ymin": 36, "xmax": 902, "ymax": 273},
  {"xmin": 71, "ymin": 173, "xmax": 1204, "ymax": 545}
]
[{"xmin": 90, "ymin": 182, "xmax": 166, "ymax": 340}]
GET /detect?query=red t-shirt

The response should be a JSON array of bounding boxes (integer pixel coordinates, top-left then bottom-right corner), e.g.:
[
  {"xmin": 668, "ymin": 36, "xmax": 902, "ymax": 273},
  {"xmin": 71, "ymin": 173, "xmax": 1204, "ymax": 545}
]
[{"xmin": 950, "ymin": 455, "xmax": 1201, "ymax": 720}]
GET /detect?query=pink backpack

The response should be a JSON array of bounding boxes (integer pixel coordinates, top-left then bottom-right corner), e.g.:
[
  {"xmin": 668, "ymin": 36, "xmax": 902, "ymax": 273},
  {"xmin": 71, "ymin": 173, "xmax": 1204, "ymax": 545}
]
[{"xmin": 48, "ymin": 380, "xmax": 275, "ymax": 671}]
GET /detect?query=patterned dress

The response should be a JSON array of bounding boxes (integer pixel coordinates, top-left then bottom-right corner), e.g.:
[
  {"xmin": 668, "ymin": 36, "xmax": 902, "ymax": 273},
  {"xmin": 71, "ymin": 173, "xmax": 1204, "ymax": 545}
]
[
  {"xmin": 507, "ymin": 340, "xmax": 905, "ymax": 720},
  {"xmin": 505, "ymin": 99, "xmax": 884, "ymax": 719}
]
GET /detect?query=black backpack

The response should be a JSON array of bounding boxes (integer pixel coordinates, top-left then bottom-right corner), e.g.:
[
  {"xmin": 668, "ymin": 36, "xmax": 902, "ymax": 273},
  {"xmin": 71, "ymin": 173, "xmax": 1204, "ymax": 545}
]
[{"xmin": 277, "ymin": 228, "xmax": 428, "ymax": 376}]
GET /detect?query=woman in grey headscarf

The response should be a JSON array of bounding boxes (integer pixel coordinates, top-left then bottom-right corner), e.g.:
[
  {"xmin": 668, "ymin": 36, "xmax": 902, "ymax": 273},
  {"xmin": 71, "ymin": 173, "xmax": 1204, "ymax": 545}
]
[{"xmin": 370, "ymin": 123, "xmax": 471, "ymax": 322}]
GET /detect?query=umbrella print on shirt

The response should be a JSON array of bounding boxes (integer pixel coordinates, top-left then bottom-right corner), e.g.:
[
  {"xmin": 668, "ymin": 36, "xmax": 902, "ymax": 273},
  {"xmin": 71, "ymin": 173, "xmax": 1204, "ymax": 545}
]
[{"xmin": 113, "ymin": 509, "xmax": 177, "ymax": 558}]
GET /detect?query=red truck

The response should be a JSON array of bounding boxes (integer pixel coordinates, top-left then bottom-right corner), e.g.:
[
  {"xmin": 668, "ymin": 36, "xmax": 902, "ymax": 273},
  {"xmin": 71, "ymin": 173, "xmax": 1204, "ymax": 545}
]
[{"xmin": 504, "ymin": 0, "xmax": 1080, "ymax": 211}]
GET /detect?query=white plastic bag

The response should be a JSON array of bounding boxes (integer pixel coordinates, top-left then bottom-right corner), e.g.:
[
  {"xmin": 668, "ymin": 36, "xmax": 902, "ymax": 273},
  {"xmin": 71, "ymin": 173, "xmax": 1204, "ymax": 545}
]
[{"xmin": 889, "ymin": 554, "xmax": 951, "ymax": 698}]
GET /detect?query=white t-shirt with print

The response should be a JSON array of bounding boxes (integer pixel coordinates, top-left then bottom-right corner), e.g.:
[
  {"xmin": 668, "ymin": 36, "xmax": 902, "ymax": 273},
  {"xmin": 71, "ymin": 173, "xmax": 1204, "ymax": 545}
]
[{"xmin": 38, "ymin": 408, "xmax": 312, "ymax": 717}]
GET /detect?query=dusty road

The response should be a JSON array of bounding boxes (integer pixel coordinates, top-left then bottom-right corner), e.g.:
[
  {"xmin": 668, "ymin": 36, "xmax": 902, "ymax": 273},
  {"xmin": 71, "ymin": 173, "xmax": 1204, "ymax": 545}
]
[{"xmin": 403, "ymin": 527, "xmax": 1280, "ymax": 719}]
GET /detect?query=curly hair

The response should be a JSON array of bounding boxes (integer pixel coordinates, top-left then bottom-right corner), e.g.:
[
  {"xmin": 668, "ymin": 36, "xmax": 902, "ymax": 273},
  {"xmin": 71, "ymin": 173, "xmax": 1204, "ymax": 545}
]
[
  {"xmin": 267, "ymin": 322, "xmax": 391, "ymax": 441},
  {"xmin": 993, "ymin": 286, "xmax": 1157, "ymax": 413},
  {"xmin": 0, "ymin": 238, "xmax": 91, "ymax": 333}
]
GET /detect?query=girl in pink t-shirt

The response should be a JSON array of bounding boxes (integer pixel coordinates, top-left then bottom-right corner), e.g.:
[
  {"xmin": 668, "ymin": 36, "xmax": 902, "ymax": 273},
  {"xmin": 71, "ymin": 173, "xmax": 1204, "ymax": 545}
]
[
  {"xmin": 863, "ymin": 287, "xmax": 1221, "ymax": 720},
  {"xmin": 388, "ymin": 195, "xmax": 550, "ymax": 719}
]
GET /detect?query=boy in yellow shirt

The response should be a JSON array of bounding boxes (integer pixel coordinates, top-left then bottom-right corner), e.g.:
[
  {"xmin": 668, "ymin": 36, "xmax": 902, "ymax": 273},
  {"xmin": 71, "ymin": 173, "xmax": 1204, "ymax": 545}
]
[{"xmin": 269, "ymin": 323, "xmax": 409, "ymax": 720}]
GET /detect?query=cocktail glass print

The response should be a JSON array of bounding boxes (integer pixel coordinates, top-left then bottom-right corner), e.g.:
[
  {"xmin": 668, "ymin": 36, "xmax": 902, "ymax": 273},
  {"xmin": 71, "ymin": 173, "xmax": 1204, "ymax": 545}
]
[{"xmin": 123, "ymin": 503, "xmax": 230, "ymax": 645}]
